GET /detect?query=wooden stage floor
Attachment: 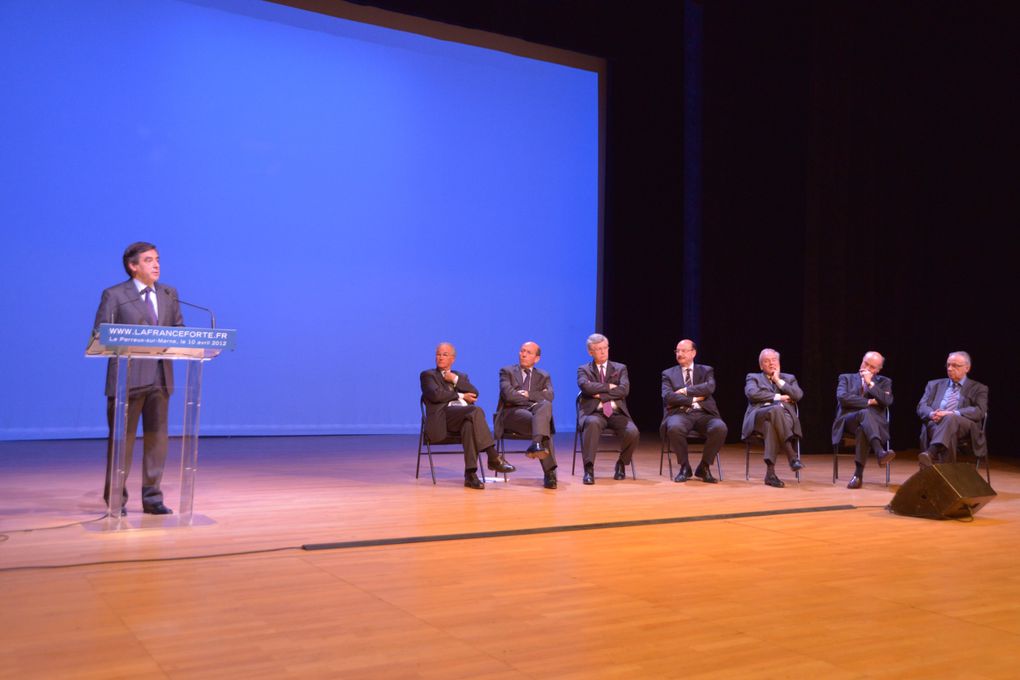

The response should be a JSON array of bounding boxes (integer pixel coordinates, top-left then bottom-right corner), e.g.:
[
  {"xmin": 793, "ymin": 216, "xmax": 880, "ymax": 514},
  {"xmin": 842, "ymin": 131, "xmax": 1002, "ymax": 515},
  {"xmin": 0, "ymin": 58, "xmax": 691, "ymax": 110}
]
[{"xmin": 2, "ymin": 435, "xmax": 1019, "ymax": 679}]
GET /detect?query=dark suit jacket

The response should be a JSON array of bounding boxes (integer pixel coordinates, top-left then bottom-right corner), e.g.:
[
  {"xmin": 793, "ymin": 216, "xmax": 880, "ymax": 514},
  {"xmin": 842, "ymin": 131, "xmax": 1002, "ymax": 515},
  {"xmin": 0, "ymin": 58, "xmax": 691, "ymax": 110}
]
[
  {"xmin": 494, "ymin": 364, "xmax": 555, "ymax": 438},
  {"xmin": 916, "ymin": 377, "xmax": 988, "ymax": 456},
  {"xmin": 577, "ymin": 360, "xmax": 632, "ymax": 424},
  {"xmin": 661, "ymin": 364, "xmax": 721, "ymax": 418},
  {"xmin": 93, "ymin": 279, "xmax": 184, "ymax": 397},
  {"xmin": 420, "ymin": 368, "xmax": 481, "ymax": 443},
  {"xmin": 831, "ymin": 372, "xmax": 894, "ymax": 445},
  {"xmin": 741, "ymin": 371, "xmax": 803, "ymax": 440}
]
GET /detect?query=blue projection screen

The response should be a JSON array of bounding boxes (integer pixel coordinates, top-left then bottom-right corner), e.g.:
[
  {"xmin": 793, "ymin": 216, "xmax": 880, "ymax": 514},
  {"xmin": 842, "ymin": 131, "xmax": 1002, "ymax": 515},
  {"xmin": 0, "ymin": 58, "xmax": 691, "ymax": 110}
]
[{"xmin": 0, "ymin": 0, "xmax": 599, "ymax": 439}]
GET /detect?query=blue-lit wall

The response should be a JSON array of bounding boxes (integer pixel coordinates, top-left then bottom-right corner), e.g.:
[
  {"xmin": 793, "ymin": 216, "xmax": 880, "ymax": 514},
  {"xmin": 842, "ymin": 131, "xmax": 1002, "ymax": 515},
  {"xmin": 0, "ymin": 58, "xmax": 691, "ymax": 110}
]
[{"xmin": 0, "ymin": 0, "xmax": 598, "ymax": 439}]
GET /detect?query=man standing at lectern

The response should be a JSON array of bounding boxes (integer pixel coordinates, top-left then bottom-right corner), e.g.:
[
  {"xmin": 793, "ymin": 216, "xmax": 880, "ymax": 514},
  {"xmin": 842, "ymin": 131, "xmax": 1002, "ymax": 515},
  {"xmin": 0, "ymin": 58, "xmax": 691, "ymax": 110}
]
[{"xmin": 93, "ymin": 242, "xmax": 183, "ymax": 515}]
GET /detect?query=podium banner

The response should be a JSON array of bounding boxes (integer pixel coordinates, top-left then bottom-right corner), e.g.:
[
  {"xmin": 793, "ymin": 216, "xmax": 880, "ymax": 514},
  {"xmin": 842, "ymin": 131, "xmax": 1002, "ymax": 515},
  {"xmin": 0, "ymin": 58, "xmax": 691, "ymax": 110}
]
[{"xmin": 97, "ymin": 323, "xmax": 236, "ymax": 351}]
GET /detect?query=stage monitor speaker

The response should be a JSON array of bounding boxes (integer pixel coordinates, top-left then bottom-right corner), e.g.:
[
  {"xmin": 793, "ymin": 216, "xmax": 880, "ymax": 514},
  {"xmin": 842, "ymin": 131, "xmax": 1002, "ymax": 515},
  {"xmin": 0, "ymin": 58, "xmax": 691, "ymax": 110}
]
[{"xmin": 888, "ymin": 463, "xmax": 996, "ymax": 520}]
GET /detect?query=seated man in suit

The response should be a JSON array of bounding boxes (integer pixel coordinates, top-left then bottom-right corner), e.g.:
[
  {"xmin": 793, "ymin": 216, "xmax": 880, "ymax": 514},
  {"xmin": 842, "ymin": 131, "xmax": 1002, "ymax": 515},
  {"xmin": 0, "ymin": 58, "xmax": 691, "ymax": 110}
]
[
  {"xmin": 916, "ymin": 351, "xmax": 988, "ymax": 468},
  {"xmin": 832, "ymin": 351, "xmax": 896, "ymax": 489},
  {"xmin": 577, "ymin": 333, "xmax": 639, "ymax": 484},
  {"xmin": 420, "ymin": 342, "xmax": 514, "ymax": 489},
  {"xmin": 741, "ymin": 347, "xmax": 805, "ymax": 488},
  {"xmin": 495, "ymin": 341, "xmax": 558, "ymax": 489},
  {"xmin": 661, "ymin": 339, "xmax": 727, "ymax": 484}
]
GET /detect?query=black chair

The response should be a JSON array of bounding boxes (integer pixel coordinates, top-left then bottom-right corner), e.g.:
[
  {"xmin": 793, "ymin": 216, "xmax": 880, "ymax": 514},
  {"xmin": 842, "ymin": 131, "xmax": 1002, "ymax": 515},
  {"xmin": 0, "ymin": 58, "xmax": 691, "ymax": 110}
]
[
  {"xmin": 958, "ymin": 412, "xmax": 990, "ymax": 483},
  {"xmin": 658, "ymin": 420, "xmax": 724, "ymax": 480},
  {"xmin": 743, "ymin": 403, "xmax": 801, "ymax": 482},
  {"xmin": 492, "ymin": 398, "xmax": 556, "ymax": 484},
  {"xmin": 832, "ymin": 404, "xmax": 892, "ymax": 486},
  {"xmin": 416, "ymin": 399, "xmax": 484, "ymax": 485},
  {"xmin": 571, "ymin": 393, "xmax": 637, "ymax": 479},
  {"xmin": 918, "ymin": 411, "xmax": 990, "ymax": 483}
]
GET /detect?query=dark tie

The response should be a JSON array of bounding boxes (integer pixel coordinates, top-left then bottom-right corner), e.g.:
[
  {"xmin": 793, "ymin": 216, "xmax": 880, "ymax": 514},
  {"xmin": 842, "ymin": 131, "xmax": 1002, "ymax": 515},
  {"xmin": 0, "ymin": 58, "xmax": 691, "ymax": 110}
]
[
  {"xmin": 142, "ymin": 287, "xmax": 158, "ymax": 325},
  {"xmin": 523, "ymin": 368, "xmax": 532, "ymax": 392},
  {"xmin": 684, "ymin": 368, "xmax": 693, "ymax": 388},
  {"xmin": 943, "ymin": 382, "xmax": 960, "ymax": 412},
  {"xmin": 599, "ymin": 365, "xmax": 612, "ymax": 417}
]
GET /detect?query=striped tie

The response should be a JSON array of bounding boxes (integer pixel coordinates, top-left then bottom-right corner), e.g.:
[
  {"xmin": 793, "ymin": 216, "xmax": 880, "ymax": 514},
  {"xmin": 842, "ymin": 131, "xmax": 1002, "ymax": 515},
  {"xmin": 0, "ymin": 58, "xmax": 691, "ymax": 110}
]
[
  {"xmin": 142, "ymin": 287, "xmax": 158, "ymax": 325},
  {"xmin": 943, "ymin": 382, "xmax": 960, "ymax": 412}
]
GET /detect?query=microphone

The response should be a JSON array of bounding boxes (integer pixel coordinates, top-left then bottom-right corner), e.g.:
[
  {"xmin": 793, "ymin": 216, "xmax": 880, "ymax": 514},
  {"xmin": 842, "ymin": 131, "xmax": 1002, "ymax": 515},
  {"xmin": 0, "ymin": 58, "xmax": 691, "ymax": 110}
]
[{"xmin": 162, "ymin": 287, "xmax": 216, "ymax": 328}]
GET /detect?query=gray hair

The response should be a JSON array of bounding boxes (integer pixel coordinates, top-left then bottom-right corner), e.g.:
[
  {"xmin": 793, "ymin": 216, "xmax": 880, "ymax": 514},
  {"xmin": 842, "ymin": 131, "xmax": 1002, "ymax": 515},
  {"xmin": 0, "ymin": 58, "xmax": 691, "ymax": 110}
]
[
  {"xmin": 758, "ymin": 347, "xmax": 779, "ymax": 366},
  {"xmin": 586, "ymin": 333, "xmax": 608, "ymax": 350},
  {"xmin": 948, "ymin": 350, "xmax": 971, "ymax": 367}
]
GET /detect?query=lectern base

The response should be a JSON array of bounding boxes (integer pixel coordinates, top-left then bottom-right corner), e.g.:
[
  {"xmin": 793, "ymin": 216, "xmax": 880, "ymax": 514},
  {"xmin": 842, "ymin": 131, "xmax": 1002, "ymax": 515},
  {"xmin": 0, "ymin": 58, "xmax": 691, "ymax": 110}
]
[{"xmin": 86, "ymin": 513, "xmax": 216, "ymax": 532}]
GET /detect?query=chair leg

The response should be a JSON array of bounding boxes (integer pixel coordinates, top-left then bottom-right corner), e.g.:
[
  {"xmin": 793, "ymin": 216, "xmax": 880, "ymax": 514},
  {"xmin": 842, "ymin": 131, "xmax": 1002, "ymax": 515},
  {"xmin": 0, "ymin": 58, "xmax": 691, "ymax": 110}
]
[
  {"xmin": 832, "ymin": 445, "xmax": 839, "ymax": 484},
  {"xmin": 426, "ymin": 442, "xmax": 437, "ymax": 485},
  {"xmin": 715, "ymin": 455, "xmax": 724, "ymax": 481},
  {"xmin": 660, "ymin": 441, "xmax": 674, "ymax": 478},
  {"xmin": 630, "ymin": 460, "xmax": 637, "ymax": 480},
  {"xmin": 416, "ymin": 432, "xmax": 424, "ymax": 480},
  {"xmin": 744, "ymin": 441, "xmax": 751, "ymax": 480},
  {"xmin": 571, "ymin": 430, "xmax": 579, "ymax": 476}
]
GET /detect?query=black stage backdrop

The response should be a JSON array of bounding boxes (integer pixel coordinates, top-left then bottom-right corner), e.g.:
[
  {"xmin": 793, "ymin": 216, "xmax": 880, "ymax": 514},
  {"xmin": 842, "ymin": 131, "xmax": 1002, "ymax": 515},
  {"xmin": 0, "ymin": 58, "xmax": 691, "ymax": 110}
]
[{"xmin": 339, "ymin": 0, "xmax": 1016, "ymax": 457}]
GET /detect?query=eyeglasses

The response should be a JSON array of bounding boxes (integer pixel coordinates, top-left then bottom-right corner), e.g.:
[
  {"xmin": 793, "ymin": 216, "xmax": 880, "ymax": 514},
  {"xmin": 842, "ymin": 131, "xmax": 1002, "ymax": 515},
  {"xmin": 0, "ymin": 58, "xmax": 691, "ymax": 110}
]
[{"xmin": 946, "ymin": 362, "xmax": 967, "ymax": 368}]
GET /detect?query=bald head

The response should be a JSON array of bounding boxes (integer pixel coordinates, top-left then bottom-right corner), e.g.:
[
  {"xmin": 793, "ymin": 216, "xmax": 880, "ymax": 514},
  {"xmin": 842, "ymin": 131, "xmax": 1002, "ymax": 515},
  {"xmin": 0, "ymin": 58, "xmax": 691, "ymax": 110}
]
[
  {"xmin": 675, "ymin": 339, "xmax": 697, "ymax": 368},
  {"xmin": 860, "ymin": 351, "xmax": 884, "ymax": 374},
  {"xmin": 519, "ymin": 341, "xmax": 541, "ymax": 369}
]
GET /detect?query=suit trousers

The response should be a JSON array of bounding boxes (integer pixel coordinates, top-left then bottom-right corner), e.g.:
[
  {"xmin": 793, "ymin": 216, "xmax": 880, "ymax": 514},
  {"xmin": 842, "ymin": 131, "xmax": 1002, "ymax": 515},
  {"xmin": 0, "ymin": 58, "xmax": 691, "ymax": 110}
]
[
  {"xmin": 580, "ymin": 411, "xmax": 639, "ymax": 467},
  {"xmin": 751, "ymin": 404, "xmax": 799, "ymax": 464},
  {"xmin": 105, "ymin": 386, "xmax": 170, "ymax": 506},
  {"xmin": 842, "ymin": 410, "xmax": 887, "ymax": 464},
  {"xmin": 445, "ymin": 404, "xmax": 496, "ymax": 470},
  {"xmin": 924, "ymin": 415, "xmax": 978, "ymax": 463},
  {"xmin": 665, "ymin": 411, "xmax": 727, "ymax": 466},
  {"xmin": 502, "ymin": 402, "xmax": 557, "ymax": 472}
]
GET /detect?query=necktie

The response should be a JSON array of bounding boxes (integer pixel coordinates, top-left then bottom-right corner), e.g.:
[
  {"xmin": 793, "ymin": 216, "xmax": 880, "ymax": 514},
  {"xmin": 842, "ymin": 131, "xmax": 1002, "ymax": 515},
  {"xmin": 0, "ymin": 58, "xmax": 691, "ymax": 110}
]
[
  {"xmin": 684, "ymin": 368, "xmax": 693, "ymax": 388},
  {"xmin": 523, "ymin": 368, "xmax": 532, "ymax": 392},
  {"xmin": 943, "ymin": 382, "xmax": 960, "ymax": 412},
  {"xmin": 142, "ymin": 287, "xmax": 158, "ymax": 325},
  {"xmin": 599, "ymin": 365, "xmax": 612, "ymax": 417}
]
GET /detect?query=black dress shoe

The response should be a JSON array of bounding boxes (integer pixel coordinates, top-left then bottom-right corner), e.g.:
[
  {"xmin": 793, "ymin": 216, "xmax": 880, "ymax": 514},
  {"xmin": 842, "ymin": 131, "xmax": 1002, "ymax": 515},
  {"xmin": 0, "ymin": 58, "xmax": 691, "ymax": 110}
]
[
  {"xmin": 142, "ymin": 503, "xmax": 174, "ymax": 515},
  {"xmin": 846, "ymin": 475, "xmax": 863, "ymax": 489},
  {"xmin": 583, "ymin": 467, "xmax": 595, "ymax": 485},
  {"xmin": 876, "ymin": 449, "xmax": 896, "ymax": 467},
  {"xmin": 525, "ymin": 441, "xmax": 549, "ymax": 459},
  {"xmin": 673, "ymin": 463, "xmax": 693, "ymax": 483},
  {"xmin": 789, "ymin": 458, "xmax": 805, "ymax": 472},
  {"xmin": 488, "ymin": 455, "xmax": 516, "ymax": 473},
  {"xmin": 764, "ymin": 473, "xmax": 785, "ymax": 488},
  {"xmin": 613, "ymin": 460, "xmax": 627, "ymax": 481},
  {"xmin": 695, "ymin": 463, "xmax": 718, "ymax": 484},
  {"xmin": 543, "ymin": 470, "xmax": 558, "ymax": 489},
  {"xmin": 917, "ymin": 451, "xmax": 934, "ymax": 469},
  {"xmin": 464, "ymin": 472, "xmax": 484, "ymax": 489}
]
